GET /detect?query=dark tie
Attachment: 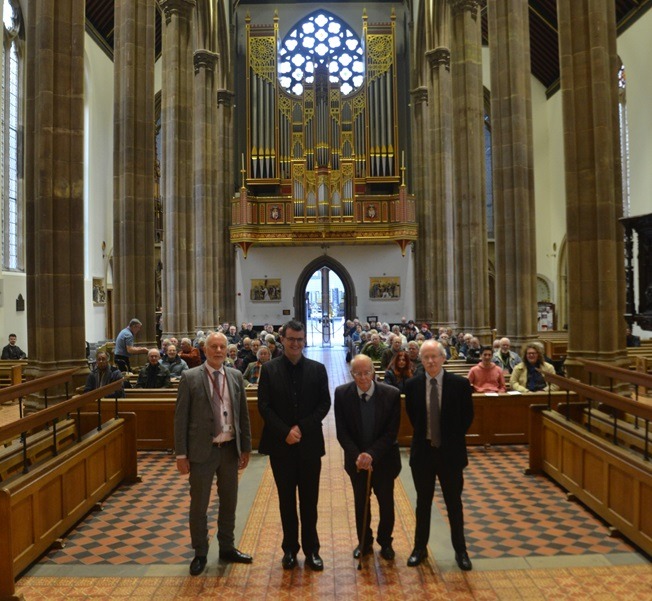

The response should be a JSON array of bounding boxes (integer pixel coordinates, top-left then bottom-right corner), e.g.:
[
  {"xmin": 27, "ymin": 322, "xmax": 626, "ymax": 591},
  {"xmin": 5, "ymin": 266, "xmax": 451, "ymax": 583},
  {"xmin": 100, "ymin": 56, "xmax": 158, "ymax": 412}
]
[
  {"xmin": 211, "ymin": 370, "xmax": 224, "ymax": 436},
  {"xmin": 429, "ymin": 377, "xmax": 441, "ymax": 447}
]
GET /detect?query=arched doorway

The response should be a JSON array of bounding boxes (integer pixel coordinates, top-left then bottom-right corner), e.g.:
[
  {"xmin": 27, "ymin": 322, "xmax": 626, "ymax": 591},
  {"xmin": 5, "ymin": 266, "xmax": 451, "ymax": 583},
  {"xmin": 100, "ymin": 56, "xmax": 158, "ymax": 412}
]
[{"xmin": 294, "ymin": 256, "xmax": 356, "ymax": 346}]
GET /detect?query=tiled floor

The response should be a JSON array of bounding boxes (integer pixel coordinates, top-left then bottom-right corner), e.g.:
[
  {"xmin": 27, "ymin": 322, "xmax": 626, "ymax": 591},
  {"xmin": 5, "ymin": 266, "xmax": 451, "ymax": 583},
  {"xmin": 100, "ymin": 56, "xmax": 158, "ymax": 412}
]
[{"xmin": 7, "ymin": 345, "xmax": 652, "ymax": 599}]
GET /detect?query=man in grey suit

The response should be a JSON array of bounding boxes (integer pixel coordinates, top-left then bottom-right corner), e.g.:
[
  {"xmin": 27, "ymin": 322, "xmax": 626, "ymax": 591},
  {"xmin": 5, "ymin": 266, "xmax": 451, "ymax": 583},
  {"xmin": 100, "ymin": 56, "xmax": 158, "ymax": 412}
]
[{"xmin": 175, "ymin": 332, "xmax": 253, "ymax": 576}]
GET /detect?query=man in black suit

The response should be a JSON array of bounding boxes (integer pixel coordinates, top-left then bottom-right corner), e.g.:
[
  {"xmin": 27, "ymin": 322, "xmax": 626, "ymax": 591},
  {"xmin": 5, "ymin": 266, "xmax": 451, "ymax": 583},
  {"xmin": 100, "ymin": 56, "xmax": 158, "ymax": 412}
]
[
  {"xmin": 175, "ymin": 332, "xmax": 253, "ymax": 576},
  {"xmin": 334, "ymin": 354, "xmax": 401, "ymax": 560},
  {"xmin": 257, "ymin": 320, "xmax": 331, "ymax": 571},
  {"xmin": 404, "ymin": 340, "xmax": 474, "ymax": 570}
]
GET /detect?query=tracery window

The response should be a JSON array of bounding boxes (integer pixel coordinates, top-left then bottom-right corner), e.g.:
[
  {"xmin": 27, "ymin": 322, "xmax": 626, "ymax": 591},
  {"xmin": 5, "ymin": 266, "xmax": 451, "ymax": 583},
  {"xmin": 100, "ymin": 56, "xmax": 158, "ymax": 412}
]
[
  {"xmin": 2, "ymin": 0, "xmax": 23, "ymax": 271},
  {"xmin": 278, "ymin": 11, "xmax": 364, "ymax": 96}
]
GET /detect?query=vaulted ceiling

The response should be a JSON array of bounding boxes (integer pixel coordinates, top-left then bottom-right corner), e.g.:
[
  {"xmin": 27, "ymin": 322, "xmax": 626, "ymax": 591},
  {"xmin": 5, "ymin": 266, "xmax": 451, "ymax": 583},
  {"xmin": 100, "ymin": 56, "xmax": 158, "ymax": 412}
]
[{"xmin": 85, "ymin": 0, "xmax": 652, "ymax": 96}]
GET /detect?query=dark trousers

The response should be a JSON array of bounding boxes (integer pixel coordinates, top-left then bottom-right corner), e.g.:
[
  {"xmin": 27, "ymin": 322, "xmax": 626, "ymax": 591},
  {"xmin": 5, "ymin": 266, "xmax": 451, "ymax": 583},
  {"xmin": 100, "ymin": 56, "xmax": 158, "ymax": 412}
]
[
  {"xmin": 410, "ymin": 446, "xmax": 467, "ymax": 554},
  {"xmin": 349, "ymin": 468, "xmax": 395, "ymax": 549},
  {"xmin": 115, "ymin": 355, "xmax": 130, "ymax": 373},
  {"xmin": 270, "ymin": 451, "xmax": 321, "ymax": 555}
]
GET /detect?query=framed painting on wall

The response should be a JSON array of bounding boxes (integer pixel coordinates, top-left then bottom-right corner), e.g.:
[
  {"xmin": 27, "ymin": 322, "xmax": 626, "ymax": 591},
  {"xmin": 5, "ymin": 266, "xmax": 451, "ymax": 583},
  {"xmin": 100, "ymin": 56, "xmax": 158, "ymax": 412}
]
[
  {"xmin": 369, "ymin": 277, "xmax": 400, "ymax": 300},
  {"xmin": 250, "ymin": 278, "xmax": 281, "ymax": 302},
  {"xmin": 92, "ymin": 278, "xmax": 106, "ymax": 305}
]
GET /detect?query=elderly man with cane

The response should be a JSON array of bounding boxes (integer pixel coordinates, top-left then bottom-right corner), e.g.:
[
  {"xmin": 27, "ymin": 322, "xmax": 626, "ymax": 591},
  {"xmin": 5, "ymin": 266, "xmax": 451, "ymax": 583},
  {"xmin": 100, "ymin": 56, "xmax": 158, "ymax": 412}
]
[{"xmin": 334, "ymin": 354, "xmax": 402, "ymax": 564}]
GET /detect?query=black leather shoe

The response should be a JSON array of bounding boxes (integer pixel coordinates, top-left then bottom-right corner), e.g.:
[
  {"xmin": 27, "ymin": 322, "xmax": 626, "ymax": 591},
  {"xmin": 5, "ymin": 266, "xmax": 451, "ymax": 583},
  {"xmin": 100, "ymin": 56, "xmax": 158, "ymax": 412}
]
[
  {"xmin": 407, "ymin": 547, "xmax": 427, "ymax": 567},
  {"xmin": 189, "ymin": 555, "xmax": 207, "ymax": 576},
  {"xmin": 305, "ymin": 552, "xmax": 324, "ymax": 571},
  {"xmin": 353, "ymin": 545, "xmax": 372, "ymax": 559},
  {"xmin": 281, "ymin": 551, "xmax": 297, "ymax": 570},
  {"xmin": 455, "ymin": 552, "xmax": 472, "ymax": 571},
  {"xmin": 380, "ymin": 545, "xmax": 395, "ymax": 560},
  {"xmin": 219, "ymin": 548, "xmax": 253, "ymax": 564}
]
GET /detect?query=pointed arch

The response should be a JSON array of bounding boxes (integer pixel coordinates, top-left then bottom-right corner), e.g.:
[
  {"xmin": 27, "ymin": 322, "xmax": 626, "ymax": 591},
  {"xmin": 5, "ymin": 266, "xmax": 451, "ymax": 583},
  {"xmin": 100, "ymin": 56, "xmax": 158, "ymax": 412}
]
[{"xmin": 293, "ymin": 256, "xmax": 356, "ymax": 326}]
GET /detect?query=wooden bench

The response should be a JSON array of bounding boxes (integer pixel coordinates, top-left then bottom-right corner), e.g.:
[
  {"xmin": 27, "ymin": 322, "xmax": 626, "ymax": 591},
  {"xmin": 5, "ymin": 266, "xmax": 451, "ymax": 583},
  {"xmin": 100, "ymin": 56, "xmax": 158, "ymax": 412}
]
[
  {"xmin": 0, "ymin": 376, "xmax": 132, "ymax": 601},
  {"xmin": 0, "ymin": 419, "xmax": 77, "ymax": 482},
  {"xmin": 530, "ymin": 370, "xmax": 652, "ymax": 557},
  {"xmin": 397, "ymin": 390, "xmax": 573, "ymax": 447},
  {"xmin": 0, "ymin": 360, "xmax": 27, "ymax": 390},
  {"xmin": 538, "ymin": 332, "xmax": 568, "ymax": 361}
]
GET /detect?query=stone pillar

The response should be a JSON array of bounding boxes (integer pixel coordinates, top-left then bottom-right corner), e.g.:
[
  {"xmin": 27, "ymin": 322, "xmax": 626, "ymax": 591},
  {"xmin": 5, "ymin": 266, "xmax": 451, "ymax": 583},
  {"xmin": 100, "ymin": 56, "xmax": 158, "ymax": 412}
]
[
  {"xmin": 488, "ymin": 0, "xmax": 537, "ymax": 347},
  {"xmin": 193, "ymin": 49, "xmax": 220, "ymax": 332},
  {"xmin": 216, "ymin": 89, "xmax": 236, "ymax": 324},
  {"xmin": 411, "ymin": 85, "xmax": 431, "ymax": 324},
  {"xmin": 425, "ymin": 45, "xmax": 456, "ymax": 328},
  {"xmin": 113, "ymin": 0, "xmax": 157, "ymax": 348},
  {"xmin": 159, "ymin": 0, "xmax": 196, "ymax": 339},
  {"xmin": 450, "ymin": 0, "xmax": 491, "ymax": 341},
  {"xmin": 24, "ymin": 1, "xmax": 87, "ymax": 400},
  {"xmin": 557, "ymin": 0, "xmax": 627, "ymax": 373}
]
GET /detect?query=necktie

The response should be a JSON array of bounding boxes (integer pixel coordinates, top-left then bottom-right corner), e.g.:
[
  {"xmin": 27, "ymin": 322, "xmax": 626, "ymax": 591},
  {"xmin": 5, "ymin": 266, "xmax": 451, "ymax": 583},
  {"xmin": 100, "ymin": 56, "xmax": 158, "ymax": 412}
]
[
  {"xmin": 212, "ymin": 370, "xmax": 224, "ymax": 436},
  {"xmin": 361, "ymin": 393, "xmax": 367, "ymax": 403},
  {"xmin": 429, "ymin": 377, "xmax": 441, "ymax": 447}
]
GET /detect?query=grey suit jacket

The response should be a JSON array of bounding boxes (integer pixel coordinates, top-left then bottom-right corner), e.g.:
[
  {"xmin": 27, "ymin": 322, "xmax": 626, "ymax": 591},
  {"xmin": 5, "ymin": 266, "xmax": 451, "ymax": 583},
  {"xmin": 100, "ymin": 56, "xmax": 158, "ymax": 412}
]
[{"xmin": 174, "ymin": 363, "xmax": 252, "ymax": 463}]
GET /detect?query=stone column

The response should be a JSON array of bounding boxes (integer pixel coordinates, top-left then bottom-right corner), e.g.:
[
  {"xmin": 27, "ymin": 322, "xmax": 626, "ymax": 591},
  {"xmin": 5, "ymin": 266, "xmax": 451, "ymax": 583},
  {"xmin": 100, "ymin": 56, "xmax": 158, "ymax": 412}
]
[
  {"xmin": 488, "ymin": 0, "xmax": 537, "ymax": 347},
  {"xmin": 216, "ymin": 89, "xmax": 236, "ymax": 324},
  {"xmin": 24, "ymin": 1, "xmax": 87, "ymax": 399},
  {"xmin": 113, "ymin": 0, "xmax": 157, "ymax": 348},
  {"xmin": 411, "ymin": 85, "xmax": 431, "ymax": 324},
  {"xmin": 159, "ymin": 0, "xmax": 196, "ymax": 339},
  {"xmin": 425, "ymin": 45, "xmax": 456, "ymax": 328},
  {"xmin": 450, "ymin": 0, "xmax": 491, "ymax": 341},
  {"xmin": 557, "ymin": 0, "xmax": 627, "ymax": 373},
  {"xmin": 193, "ymin": 49, "xmax": 220, "ymax": 332}
]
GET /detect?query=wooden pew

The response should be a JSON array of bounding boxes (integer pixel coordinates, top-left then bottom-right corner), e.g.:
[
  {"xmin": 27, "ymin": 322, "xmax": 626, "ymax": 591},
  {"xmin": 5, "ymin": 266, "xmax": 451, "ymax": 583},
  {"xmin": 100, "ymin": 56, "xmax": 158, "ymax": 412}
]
[
  {"xmin": 0, "ymin": 377, "xmax": 133, "ymax": 601},
  {"xmin": 0, "ymin": 360, "xmax": 27, "ymax": 391},
  {"xmin": 530, "ymin": 370, "xmax": 652, "ymax": 557},
  {"xmin": 0, "ymin": 419, "xmax": 77, "ymax": 482},
  {"xmin": 537, "ymin": 332, "xmax": 568, "ymax": 361},
  {"xmin": 397, "ymin": 390, "xmax": 573, "ymax": 447}
]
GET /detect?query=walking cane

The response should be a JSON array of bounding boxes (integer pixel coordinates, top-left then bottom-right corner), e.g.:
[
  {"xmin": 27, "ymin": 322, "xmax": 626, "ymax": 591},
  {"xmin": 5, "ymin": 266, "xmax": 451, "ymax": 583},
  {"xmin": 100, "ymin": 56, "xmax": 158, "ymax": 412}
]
[{"xmin": 357, "ymin": 468, "xmax": 373, "ymax": 570}]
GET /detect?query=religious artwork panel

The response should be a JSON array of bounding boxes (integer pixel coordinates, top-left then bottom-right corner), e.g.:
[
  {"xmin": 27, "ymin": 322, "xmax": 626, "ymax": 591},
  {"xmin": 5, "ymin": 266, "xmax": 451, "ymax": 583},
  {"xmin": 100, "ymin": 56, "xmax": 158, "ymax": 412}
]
[
  {"xmin": 369, "ymin": 276, "xmax": 400, "ymax": 300},
  {"xmin": 250, "ymin": 278, "xmax": 281, "ymax": 302}
]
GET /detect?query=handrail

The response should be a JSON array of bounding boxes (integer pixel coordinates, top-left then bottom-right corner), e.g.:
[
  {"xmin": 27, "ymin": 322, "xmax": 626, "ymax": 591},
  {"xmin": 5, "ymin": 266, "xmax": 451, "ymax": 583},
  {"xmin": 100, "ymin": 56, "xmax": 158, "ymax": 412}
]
[
  {"xmin": 0, "ymin": 368, "xmax": 78, "ymax": 405},
  {"xmin": 542, "ymin": 372, "xmax": 652, "ymax": 421},
  {"xmin": 578, "ymin": 359, "xmax": 652, "ymax": 389},
  {"xmin": 542, "ymin": 371, "xmax": 651, "ymax": 460},
  {"xmin": 0, "ymin": 379, "xmax": 124, "ymax": 444}
]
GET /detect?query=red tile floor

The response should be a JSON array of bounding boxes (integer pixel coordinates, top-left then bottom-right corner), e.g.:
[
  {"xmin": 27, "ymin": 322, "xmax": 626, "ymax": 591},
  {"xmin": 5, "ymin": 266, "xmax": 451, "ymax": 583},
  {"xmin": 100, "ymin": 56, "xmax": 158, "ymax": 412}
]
[{"xmin": 7, "ymin": 346, "xmax": 652, "ymax": 599}]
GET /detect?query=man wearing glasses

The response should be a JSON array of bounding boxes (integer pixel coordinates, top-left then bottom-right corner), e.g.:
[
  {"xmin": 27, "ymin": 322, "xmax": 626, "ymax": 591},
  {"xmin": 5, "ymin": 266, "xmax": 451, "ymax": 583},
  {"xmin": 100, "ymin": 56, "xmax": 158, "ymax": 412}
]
[{"xmin": 257, "ymin": 320, "xmax": 331, "ymax": 571}]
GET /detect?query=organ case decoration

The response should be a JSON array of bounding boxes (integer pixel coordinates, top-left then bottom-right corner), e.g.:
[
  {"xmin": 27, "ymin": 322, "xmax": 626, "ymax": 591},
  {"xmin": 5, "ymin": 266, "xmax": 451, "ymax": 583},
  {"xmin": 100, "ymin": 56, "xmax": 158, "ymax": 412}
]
[{"xmin": 231, "ymin": 9, "xmax": 416, "ymax": 257}]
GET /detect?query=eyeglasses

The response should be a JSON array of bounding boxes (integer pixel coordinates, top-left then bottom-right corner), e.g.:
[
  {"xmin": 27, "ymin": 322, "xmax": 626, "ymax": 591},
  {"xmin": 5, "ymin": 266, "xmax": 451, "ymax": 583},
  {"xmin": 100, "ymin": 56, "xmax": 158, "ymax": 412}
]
[
  {"xmin": 351, "ymin": 370, "xmax": 373, "ymax": 378},
  {"xmin": 285, "ymin": 336, "xmax": 305, "ymax": 343}
]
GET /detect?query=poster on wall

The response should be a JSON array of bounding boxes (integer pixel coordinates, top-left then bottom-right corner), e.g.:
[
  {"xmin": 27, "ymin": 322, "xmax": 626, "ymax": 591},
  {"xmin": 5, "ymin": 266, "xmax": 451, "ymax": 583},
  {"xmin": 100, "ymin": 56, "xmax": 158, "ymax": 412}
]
[
  {"xmin": 250, "ymin": 278, "xmax": 281, "ymax": 302},
  {"xmin": 369, "ymin": 277, "xmax": 400, "ymax": 300}
]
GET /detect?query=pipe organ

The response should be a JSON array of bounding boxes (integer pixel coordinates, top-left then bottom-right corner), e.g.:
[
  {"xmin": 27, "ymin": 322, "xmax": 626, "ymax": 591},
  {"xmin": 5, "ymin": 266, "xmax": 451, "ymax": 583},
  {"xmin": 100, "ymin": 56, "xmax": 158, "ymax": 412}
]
[{"xmin": 231, "ymin": 9, "xmax": 416, "ymax": 256}]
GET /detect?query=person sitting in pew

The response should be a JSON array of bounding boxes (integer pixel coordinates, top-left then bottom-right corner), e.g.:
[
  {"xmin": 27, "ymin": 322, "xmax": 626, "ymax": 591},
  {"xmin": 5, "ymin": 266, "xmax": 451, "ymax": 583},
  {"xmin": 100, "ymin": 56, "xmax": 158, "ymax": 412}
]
[
  {"xmin": 243, "ymin": 345, "xmax": 271, "ymax": 385},
  {"xmin": 468, "ymin": 347, "xmax": 506, "ymax": 393},
  {"xmin": 135, "ymin": 348, "xmax": 171, "ymax": 388},
  {"xmin": 464, "ymin": 337, "xmax": 482, "ymax": 364},
  {"xmin": 493, "ymin": 337, "xmax": 521, "ymax": 375},
  {"xmin": 1, "ymin": 333, "xmax": 26, "ymax": 360},
  {"xmin": 407, "ymin": 340, "xmax": 423, "ymax": 374},
  {"xmin": 179, "ymin": 338, "xmax": 202, "ymax": 368},
  {"xmin": 509, "ymin": 344, "xmax": 558, "ymax": 393},
  {"xmin": 383, "ymin": 350, "xmax": 413, "ymax": 394},
  {"xmin": 241, "ymin": 338, "xmax": 261, "ymax": 373},
  {"xmin": 162, "ymin": 344, "xmax": 188, "ymax": 378},
  {"xmin": 84, "ymin": 351, "xmax": 124, "ymax": 397}
]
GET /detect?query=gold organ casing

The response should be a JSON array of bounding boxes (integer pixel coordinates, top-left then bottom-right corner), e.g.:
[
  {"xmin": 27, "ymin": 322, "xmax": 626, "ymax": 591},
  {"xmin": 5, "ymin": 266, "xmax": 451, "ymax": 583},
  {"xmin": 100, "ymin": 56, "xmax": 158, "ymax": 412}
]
[{"xmin": 231, "ymin": 9, "xmax": 416, "ymax": 257}]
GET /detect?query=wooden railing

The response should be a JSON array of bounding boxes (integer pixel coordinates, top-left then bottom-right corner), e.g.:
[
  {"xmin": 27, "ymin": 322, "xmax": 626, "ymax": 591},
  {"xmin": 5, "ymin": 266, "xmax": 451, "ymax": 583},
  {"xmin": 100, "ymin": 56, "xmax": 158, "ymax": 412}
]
[
  {"xmin": 0, "ymin": 368, "xmax": 77, "ymax": 420},
  {"xmin": 0, "ymin": 376, "xmax": 135, "ymax": 601},
  {"xmin": 528, "ymin": 370, "xmax": 652, "ymax": 556},
  {"xmin": 0, "ymin": 359, "xmax": 27, "ymax": 389}
]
